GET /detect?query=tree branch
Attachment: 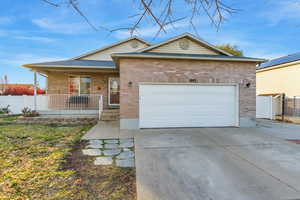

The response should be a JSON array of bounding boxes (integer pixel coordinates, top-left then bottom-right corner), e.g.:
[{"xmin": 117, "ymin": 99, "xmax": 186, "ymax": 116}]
[
  {"xmin": 40, "ymin": 0, "xmax": 238, "ymax": 37},
  {"xmin": 67, "ymin": 0, "xmax": 98, "ymax": 31},
  {"xmin": 41, "ymin": 0, "xmax": 59, "ymax": 7}
]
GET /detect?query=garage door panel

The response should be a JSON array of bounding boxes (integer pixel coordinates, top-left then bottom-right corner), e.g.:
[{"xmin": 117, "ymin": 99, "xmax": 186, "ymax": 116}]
[
  {"xmin": 141, "ymin": 118, "xmax": 235, "ymax": 128},
  {"xmin": 139, "ymin": 84, "xmax": 238, "ymax": 128},
  {"xmin": 141, "ymin": 93, "xmax": 235, "ymax": 104},
  {"xmin": 141, "ymin": 106, "xmax": 235, "ymax": 117}
]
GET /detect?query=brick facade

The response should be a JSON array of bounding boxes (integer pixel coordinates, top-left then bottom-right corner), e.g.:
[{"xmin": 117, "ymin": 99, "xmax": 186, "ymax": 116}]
[
  {"xmin": 119, "ymin": 58, "xmax": 256, "ymax": 120},
  {"xmin": 47, "ymin": 71, "xmax": 118, "ymax": 108}
]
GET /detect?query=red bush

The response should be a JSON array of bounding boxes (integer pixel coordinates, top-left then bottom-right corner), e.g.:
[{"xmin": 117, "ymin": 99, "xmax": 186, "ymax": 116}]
[{"xmin": 2, "ymin": 85, "xmax": 45, "ymax": 96}]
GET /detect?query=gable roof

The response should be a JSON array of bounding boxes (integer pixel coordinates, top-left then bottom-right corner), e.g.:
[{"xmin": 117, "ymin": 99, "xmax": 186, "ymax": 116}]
[
  {"xmin": 72, "ymin": 36, "xmax": 151, "ymax": 60},
  {"xmin": 138, "ymin": 33, "xmax": 232, "ymax": 56},
  {"xmin": 112, "ymin": 52, "xmax": 265, "ymax": 63},
  {"xmin": 257, "ymin": 52, "xmax": 300, "ymax": 70}
]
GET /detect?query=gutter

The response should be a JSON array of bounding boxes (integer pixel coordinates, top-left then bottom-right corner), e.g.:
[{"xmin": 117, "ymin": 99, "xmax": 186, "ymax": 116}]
[
  {"xmin": 111, "ymin": 53, "xmax": 265, "ymax": 63},
  {"xmin": 22, "ymin": 64, "xmax": 116, "ymax": 69}
]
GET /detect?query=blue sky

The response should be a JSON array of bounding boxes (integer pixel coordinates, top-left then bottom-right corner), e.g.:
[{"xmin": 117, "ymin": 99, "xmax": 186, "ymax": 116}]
[{"xmin": 0, "ymin": 0, "xmax": 300, "ymax": 87}]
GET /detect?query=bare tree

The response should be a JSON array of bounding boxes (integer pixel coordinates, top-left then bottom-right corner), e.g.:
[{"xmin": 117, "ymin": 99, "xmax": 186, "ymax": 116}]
[
  {"xmin": 0, "ymin": 75, "xmax": 8, "ymax": 94},
  {"xmin": 41, "ymin": 0, "xmax": 237, "ymax": 37}
]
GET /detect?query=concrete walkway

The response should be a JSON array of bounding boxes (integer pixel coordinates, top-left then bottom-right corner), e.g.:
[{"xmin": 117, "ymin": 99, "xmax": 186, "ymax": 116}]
[
  {"xmin": 257, "ymin": 119, "xmax": 300, "ymax": 140},
  {"xmin": 82, "ymin": 121, "xmax": 135, "ymax": 139},
  {"xmin": 135, "ymin": 128, "xmax": 300, "ymax": 200}
]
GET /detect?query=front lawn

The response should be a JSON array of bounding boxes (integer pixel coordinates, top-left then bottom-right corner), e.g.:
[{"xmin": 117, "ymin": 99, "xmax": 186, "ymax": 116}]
[
  {"xmin": 0, "ymin": 115, "xmax": 19, "ymax": 123},
  {"xmin": 0, "ymin": 123, "xmax": 136, "ymax": 200}
]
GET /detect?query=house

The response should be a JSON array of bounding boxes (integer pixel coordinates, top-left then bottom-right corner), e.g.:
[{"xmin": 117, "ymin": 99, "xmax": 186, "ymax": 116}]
[
  {"xmin": 23, "ymin": 33, "xmax": 264, "ymax": 129},
  {"xmin": 257, "ymin": 52, "xmax": 300, "ymax": 98}
]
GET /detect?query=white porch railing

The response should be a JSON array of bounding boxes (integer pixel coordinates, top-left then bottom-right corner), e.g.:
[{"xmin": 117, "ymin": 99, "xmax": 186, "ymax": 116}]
[
  {"xmin": 98, "ymin": 95, "xmax": 103, "ymax": 120},
  {"xmin": 46, "ymin": 94, "xmax": 102, "ymax": 110}
]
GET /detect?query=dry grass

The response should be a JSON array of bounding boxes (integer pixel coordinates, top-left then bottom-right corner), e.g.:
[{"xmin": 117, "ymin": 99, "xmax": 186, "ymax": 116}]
[
  {"xmin": 66, "ymin": 141, "xmax": 136, "ymax": 200},
  {"xmin": 0, "ymin": 122, "xmax": 136, "ymax": 200}
]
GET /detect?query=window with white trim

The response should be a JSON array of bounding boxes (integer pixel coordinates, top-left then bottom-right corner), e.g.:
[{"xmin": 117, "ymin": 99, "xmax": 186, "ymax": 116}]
[{"xmin": 69, "ymin": 76, "xmax": 91, "ymax": 95}]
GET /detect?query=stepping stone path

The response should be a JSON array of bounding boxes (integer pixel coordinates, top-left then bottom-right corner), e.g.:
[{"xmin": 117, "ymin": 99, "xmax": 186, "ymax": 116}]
[
  {"xmin": 103, "ymin": 149, "xmax": 121, "ymax": 156},
  {"xmin": 119, "ymin": 141, "xmax": 134, "ymax": 148},
  {"xmin": 86, "ymin": 143, "xmax": 103, "ymax": 149},
  {"xmin": 104, "ymin": 143, "xmax": 119, "ymax": 149},
  {"xmin": 119, "ymin": 138, "xmax": 134, "ymax": 143},
  {"xmin": 104, "ymin": 139, "xmax": 119, "ymax": 144},
  {"xmin": 82, "ymin": 138, "xmax": 135, "ymax": 168},
  {"xmin": 117, "ymin": 151, "xmax": 134, "ymax": 159},
  {"xmin": 82, "ymin": 149, "xmax": 102, "ymax": 156},
  {"xmin": 94, "ymin": 157, "xmax": 113, "ymax": 165},
  {"xmin": 116, "ymin": 159, "xmax": 135, "ymax": 168},
  {"xmin": 89, "ymin": 140, "xmax": 103, "ymax": 145}
]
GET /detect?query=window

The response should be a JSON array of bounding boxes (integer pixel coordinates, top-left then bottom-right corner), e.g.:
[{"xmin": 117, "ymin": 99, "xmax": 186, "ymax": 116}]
[{"xmin": 69, "ymin": 76, "xmax": 91, "ymax": 95}]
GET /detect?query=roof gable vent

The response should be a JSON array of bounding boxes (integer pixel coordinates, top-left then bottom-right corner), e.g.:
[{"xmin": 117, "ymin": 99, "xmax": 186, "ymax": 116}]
[{"xmin": 179, "ymin": 38, "xmax": 190, "ymax": 50}]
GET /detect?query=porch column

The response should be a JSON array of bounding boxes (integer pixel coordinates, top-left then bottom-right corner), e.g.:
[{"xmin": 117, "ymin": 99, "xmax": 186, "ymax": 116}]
[{"xmin": 33, "ymin": 71, "xmax": 37, "ymax": 111}]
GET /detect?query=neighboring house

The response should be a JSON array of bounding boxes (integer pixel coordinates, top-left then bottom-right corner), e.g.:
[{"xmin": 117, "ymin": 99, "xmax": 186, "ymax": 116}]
[
  {"xmin": 23, "ymin": 33, "xmax": 263, "ymax": 129},
  {"xmin": 257, "ymin": 52, "xmax": 300, "ymax": 97}
]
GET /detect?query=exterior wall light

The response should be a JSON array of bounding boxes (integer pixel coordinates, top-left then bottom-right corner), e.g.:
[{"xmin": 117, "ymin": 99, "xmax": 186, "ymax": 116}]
[
  {"xmin": 246, "ymin": 82, "xmax": 251, "ymax": 88},
  {"xmin": 128, "ymin": 81, "xmax": 133, "ymax": 87}
]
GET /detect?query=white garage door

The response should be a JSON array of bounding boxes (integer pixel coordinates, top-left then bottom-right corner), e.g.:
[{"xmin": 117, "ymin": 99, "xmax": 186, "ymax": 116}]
[{"xmin": 139, "ymin": 84, "xmax": 238, "ymax": 128}]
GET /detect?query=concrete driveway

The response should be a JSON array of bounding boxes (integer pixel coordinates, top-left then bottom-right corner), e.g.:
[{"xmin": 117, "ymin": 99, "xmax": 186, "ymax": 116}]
[
  {"xmin": 134, "ymin": 128, "xmax": 300, "ymax": 200},
  {"xmin": 257, "ymin": 119, "xmax": 300, "ymax": 140}
]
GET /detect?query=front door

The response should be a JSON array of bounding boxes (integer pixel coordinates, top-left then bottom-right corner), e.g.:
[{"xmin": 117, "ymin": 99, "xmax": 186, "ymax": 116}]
[{"xmin": 108, "ymin": 78, "xmax": 120, "ymax": 106}]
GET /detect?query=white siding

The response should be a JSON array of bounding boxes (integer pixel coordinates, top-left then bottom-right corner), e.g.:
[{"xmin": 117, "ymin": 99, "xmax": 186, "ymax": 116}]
[
  {"xmin": 149, "ymin": 38, "xmax": 219, "ymax": 55},
  {"xmin": 139, "ymin": 84, "xmax": 238, "ymax": 128},
  {"xmin": 81, "ymin": 40, "xmax": 149, "ymax": 60}
]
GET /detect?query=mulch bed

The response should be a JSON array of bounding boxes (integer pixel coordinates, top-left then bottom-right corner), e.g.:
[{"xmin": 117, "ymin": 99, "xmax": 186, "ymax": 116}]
[{"xmin": 64, "ymin": 140, "xmax": 137, "ymax": 200}]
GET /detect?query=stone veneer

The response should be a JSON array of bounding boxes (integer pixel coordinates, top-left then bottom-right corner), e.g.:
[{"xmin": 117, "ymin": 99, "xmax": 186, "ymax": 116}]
[{"xmin": 119, "ymin": 58, "xmax": 257, "ymax": 129}]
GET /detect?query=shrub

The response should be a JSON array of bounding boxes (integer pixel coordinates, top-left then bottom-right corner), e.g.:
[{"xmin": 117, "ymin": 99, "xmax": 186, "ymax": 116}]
[
  {"xmin": 21, "ymin": 107, "xmax": 39, "ymax": 117},
  {"xmin": 0, "ymin": 105, "xmax": 10, "ymax": 114},
  {"xmin": 2, "ymin": 85, "xmax": 46, "ymax": 96}
]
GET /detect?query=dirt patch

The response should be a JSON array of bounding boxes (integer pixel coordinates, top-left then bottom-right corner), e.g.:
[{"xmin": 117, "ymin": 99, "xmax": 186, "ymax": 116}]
[{"xmin": 65, "ymin": 140, "xmax": 136, "ymax": 200}]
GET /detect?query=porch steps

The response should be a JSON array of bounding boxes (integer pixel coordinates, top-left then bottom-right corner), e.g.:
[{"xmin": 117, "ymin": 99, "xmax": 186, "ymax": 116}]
[{"xmin": 100, "ymin": 109, "xmax": 119, "ymax": 121}]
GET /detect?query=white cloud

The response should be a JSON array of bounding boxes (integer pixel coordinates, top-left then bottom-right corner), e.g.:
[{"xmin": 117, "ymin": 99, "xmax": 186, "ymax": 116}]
[
  {"xmin": 0, "ymin": 17, "xmax": 13, "ymax": 25},
  {"xmin": 197, "ymin": 29, "xmax": 252, "ymax": 47},
  {"xmin": 0, "ymin": 30, "xmax": 7, "ymax": 37},
  {"xmin": 0, "ymin": 29, "xmax": 23, "ymax": 37},
  {"xmin": 247, "ymin": 51, "xmax": 286, "ymax": 60},
  {"xmin": 204, "ymin": 32, "xmax": 286, "ymax": 59},
  {"xmin": 32, "ymin": 18, "xmax": 90, "ymax": 34},
  {"xmin": 113, "ymin": 19, "xmax": 192, "ymax": 39},
  {"xmin": 261, "ymin": 0, "xmax": 300, "ymax": 25},
  {"xmin": 14, "ymin": 36, "xmax": 57, "ymax": 43},
  {"xmin": 1, "ymin": 53, "xmax": 64, "ymax": 66}
]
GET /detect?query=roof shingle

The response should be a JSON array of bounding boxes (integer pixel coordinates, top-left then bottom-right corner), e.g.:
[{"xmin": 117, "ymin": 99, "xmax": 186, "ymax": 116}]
[{"xmin": 26, "ymin": 60, "xmax": 115, "ymax": 68}]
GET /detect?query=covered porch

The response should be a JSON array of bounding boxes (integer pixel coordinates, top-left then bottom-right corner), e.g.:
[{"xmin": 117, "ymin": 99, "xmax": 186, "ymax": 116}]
[{"xmin": 23, "ymin": 59, "xmax": 120, "ymax": 117}]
